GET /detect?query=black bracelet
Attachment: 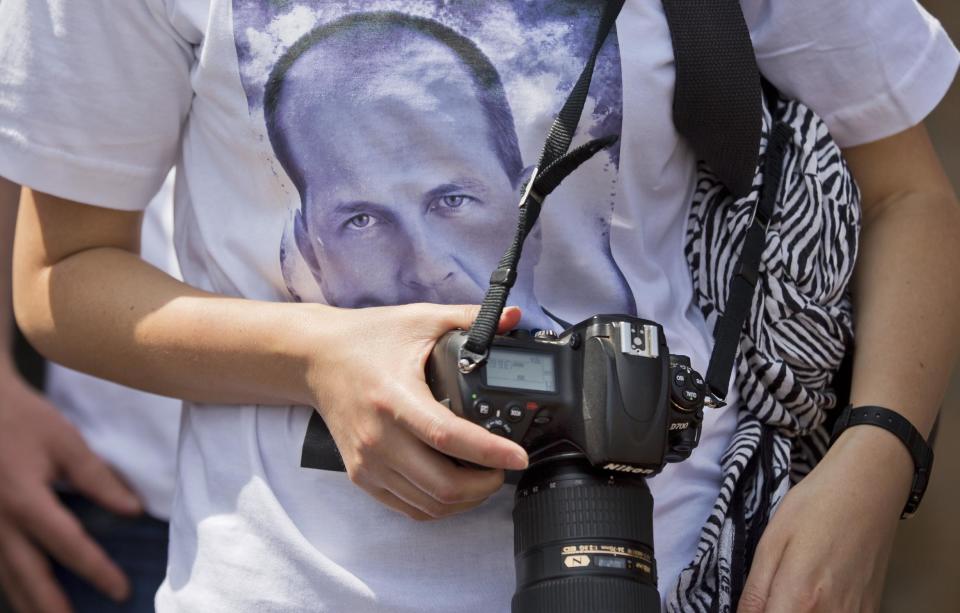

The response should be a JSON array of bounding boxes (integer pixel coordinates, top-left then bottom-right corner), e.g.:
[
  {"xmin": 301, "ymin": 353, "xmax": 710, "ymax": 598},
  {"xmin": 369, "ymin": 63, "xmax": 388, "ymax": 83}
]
[{"xmin": 829, "ymin": 405, "xmax": 934, "ymax": 519}]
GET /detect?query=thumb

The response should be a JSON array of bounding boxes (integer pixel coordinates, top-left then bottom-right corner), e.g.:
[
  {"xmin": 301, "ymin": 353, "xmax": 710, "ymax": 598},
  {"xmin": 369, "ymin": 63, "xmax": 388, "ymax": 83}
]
[{"xmin": 56, "ymin": 426, "xmax": 142, "ymax": 516}]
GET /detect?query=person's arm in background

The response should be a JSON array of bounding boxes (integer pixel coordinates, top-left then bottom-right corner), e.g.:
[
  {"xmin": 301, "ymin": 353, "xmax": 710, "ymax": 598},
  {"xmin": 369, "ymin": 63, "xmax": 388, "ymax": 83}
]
[
  {"xmin": 0, "ymin": 177, "xmax": 142, "ymax": 613},
  {"xmin": 739, "ymin": 125, "xmax": 960, "ymax": 612}
]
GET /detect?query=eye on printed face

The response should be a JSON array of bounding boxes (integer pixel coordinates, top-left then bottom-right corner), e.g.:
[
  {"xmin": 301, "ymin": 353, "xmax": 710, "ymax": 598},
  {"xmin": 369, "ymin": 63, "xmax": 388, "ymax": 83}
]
[{"xmin": 286, "ymin": 44, "xmax": 522, "ymax": 308}]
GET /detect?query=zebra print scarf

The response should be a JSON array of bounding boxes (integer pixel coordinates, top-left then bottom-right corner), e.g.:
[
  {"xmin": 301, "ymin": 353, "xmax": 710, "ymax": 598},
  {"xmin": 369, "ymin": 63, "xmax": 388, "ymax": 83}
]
[{"xmin": 668, "ymin": 93, "xmax": 862, "ymax": 612}]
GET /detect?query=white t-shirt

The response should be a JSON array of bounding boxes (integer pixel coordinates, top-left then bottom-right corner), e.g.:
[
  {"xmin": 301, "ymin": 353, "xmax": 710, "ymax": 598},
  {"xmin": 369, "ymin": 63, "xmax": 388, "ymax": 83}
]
[
  {"xmin": 44, "ymin": 174, "xmax": 182, "ymax": 520},
  {"xmin": 0, "ymin": 1, "xmax": 955, "ymax": 611}
]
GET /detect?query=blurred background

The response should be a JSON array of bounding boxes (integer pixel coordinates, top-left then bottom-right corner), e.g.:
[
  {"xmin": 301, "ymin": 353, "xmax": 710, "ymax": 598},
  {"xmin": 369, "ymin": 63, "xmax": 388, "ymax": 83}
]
[{"xmin": 882, "ymin": 2, "xmax": 960, "ymax": 611}]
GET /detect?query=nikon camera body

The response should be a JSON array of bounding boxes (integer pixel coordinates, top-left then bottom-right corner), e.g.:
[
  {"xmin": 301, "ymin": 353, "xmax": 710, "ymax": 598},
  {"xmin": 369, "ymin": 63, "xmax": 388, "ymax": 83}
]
[{"xmin": 427, "ymin": 315, "xmax": 708, "ymax": 613}]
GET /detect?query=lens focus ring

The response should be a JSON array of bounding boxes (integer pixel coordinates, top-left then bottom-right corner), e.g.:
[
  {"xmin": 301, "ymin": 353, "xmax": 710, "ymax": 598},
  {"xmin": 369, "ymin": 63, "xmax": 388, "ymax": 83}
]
[{"xmin": 513, "ymin": 481, "xmax": 654, "ymax": 556}]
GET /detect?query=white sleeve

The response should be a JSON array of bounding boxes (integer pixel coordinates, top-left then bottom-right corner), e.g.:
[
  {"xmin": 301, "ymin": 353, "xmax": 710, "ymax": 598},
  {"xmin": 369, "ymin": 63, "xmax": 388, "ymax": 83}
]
[
  {"xmin": 0, "ymin": 0, "xmax": 192, "ymax": 211},
  {"xmin": 741, "ymin": 0, "xmax": 959, "ymax": 147}
]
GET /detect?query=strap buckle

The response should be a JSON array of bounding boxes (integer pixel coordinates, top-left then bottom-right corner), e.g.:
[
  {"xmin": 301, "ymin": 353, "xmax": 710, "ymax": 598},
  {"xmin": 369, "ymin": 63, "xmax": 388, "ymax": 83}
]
[
  {"xmin": 902, "ymin": 466, "xmax": 931, "ymax": 519},
  {"xmin": 753, "ymin": 197, "xmax": 773, "ymax": 232},
  {"xmin": 519, "ymin": 166, "xmax": 543, "ymax": 207},
  {"xmin": 704, "ymin": 393, "xmax": 727, "ymax": 409},
  {"xmin": 457, "ymin": 345, "xmax": 487, "ymax": 374},
  {"xmin": 734, "ymin": 261, "xmax": 760, "ymax": 286},
  {"xmin": 489, "ymin": 267, "xmax": 517, "ymax": 287}
]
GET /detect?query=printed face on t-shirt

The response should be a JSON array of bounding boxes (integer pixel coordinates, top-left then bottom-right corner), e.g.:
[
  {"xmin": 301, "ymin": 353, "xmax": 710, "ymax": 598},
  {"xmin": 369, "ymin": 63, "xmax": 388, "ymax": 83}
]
[
  {"xmin": 241, "ymin": 2, "xmax": 634, "ymax": 322},
  {"xmin": 266, "ymin": 16, "xmax": 537, "ymax": 310}
]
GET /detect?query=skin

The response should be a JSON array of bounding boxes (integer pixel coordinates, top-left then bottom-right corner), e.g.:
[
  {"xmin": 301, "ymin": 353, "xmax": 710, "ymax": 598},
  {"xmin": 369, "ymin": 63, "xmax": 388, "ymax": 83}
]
[
  {"xmin": 738, "ymin": 126, "xmax": 960, "ymax": 612},
  {"xmin": 279, "ymin": 33, "xmax": 548, "ymax": 325},
  {"xmin": 10, "ymin": 117, "xmax": 958, "ymax": 611},
  {"xmin": 0, "ymin": 177, "xmax": 140, "ymax": 613},
  {"xmin": 12, "ymin": 184, "xmax": 529, "ymax": 525}
]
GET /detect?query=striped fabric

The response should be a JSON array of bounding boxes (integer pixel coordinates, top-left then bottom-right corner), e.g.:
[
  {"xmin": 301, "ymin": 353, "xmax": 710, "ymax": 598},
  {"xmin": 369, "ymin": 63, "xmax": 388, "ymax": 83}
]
[{"xmin": 668, "ymin": 93, "xmax": 862, "ymax": 612}]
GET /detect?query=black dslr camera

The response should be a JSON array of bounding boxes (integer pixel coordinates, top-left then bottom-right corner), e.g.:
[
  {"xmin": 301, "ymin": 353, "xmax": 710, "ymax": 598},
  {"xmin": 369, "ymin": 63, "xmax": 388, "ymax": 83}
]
[{"xmin": 427, "ymin": 315, "xmax": 709, "ymax": 613}]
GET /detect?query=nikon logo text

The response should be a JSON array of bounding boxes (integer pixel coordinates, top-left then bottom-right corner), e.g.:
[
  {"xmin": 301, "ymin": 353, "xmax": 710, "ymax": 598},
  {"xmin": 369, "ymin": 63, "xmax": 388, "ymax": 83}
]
[
  {"xmin": 603, "ymin": 463, "xmax": 654, "ymax": 475},
  {"xmin": 564, "ymin": 555, "xmax": 591, "ymax": 568}
]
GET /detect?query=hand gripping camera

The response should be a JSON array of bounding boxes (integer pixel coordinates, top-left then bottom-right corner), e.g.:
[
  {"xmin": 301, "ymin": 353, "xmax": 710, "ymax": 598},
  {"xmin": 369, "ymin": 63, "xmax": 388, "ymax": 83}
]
[{"xmin": 427, "ymin": 315, "xmax": 710, "ymax": 612}]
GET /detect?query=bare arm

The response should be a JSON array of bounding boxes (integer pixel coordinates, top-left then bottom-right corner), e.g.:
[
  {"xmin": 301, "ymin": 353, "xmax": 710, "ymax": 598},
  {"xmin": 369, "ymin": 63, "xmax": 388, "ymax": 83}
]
[
  {"xmin": 13, "ymin": 189, "xmax": 319, "ymax": 407},
  {"xmin": 740, "ymin": 124, "xmax": 960, "ymax": 613},
  {"xmin": 845, "ymin": 124, "xmax": 960, "ymax": 436},
  {"xmin": 13, "ymin": 188, "xmax": 528, "ymax": 522},
  {"xmin": 1, "ymin": 177, "xmax": 144, "ymax": 611}
]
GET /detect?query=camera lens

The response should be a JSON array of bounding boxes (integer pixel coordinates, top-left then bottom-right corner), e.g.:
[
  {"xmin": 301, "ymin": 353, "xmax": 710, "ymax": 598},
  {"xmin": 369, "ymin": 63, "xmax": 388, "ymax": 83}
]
[{"xmin": 512, "ymin": 457, "xmax": 660, "ymax": 613}]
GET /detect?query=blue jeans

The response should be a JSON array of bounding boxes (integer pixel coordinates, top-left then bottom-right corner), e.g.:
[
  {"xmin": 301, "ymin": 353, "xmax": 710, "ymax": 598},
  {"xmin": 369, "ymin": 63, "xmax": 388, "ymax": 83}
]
[
  {"xmin": 53, "ymin": 492, "xmax": 169, "ymax": 613},
  {"xmin": 0, "ymin": 493, "xmax": 169, "ymax": 613}
]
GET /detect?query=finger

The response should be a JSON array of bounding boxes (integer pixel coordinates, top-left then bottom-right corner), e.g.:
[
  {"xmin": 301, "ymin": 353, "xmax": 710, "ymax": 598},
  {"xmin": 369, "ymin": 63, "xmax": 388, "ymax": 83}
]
[
  {"xmin": 432, "ymin": 304, "xmax": 522, "ymax": 335},
  {"xmin": 389, "ymin": 437, "xmax": 506, "ymax": 504},
  {"xmin": 395, "ymin": 385, "xmax": 527, "ymax": 470},
  {"xmin": 55, "ymin": 426, "xmax": 142, "ymax": 516},
  {"xmin": 384, "ymin": 470, "xmax": 486, "ymax": 519},
  {"xmin": 367, "ymin": 487, "xmax": 432, "ymax": 522},
  {"xmin": 738, "ymin": 529, "xmax": 789, "ymax": 613},
  {"xmin": 0, "ymin": 524, "xmax": 73, "ymax": 613},
  {"xmin": 496, "ymin": 306, "xmax": 523, "ymax": 333},
  {"xmin": 15, "ymin": 488, "xmax": 129, "ymax": 602},
  {"xmin": 0, "ymin": 561, "xmax": 37, "ymax": 613}
]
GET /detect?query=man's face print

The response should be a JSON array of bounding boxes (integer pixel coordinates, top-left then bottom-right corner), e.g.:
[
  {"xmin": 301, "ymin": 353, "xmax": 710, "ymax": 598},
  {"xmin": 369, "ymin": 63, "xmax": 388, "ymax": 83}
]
[
  {"xmin": 234, "ymin": 1, "xmax": 634, "ymax": 324},
  {"xmin": 277, "ymin": 28, "xmax": 522, "ymax": 308}
]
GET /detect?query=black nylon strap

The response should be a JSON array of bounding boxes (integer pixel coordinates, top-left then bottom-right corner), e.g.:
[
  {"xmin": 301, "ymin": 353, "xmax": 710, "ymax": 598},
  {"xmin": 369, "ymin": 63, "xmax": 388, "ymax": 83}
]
[
  {"xmin": 536, "ymin": 1, "xmax": 624, "ymax": 169},
  {"xmin": 704, "ymin": 122, "xmax": 792, "ymax": 400},
  {"xmin": 662, "ymin": 0, "xmax": 763, "ymax": 199},
  {"xmin": 459, "ymin": 0, "xmax": 625, "ymax": 369},
  {"xmin": 301, "ymin": 411, "xmax": 346, "ymax": 472}
]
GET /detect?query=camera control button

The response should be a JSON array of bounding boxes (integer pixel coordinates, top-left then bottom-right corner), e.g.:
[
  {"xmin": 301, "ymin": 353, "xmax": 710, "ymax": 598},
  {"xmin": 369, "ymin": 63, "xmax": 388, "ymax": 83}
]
[
  {"xmin": 484, "ymin": 419, "xmax": 513, "ymax": 438},
  {"xmin": 507, "ymin": 404, "xmax": 524, "ymax": 423},
  {"xmin": 692, "ymin": 373, "xmax": 705, "ymax": 390},
  {"xmin": 533, "ymin": 414, "xmax": 551, "ymax": 425},
  {"xmin": 682, "ymin": 389, "xmax": 701, "ymax": 404},
  {"xmin": 674, "ymin": 371, "xmax": 688, "ymax": 387},
  {"xmin": 474, "ymin": 400, "xmax": 493, "ymax": 418}
]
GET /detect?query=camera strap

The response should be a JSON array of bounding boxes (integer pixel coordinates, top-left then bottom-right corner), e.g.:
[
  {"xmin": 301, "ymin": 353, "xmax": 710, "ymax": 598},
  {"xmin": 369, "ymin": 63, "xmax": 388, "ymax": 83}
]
[
  {"xmin": 458, "ymin": 0, "xmax": 626, "ymax": 372},
  {"xmin": 460, "ymin": 0, "xmax": 770, "ymax": 407},
  {"xmin": 303, "ymin": 0, "xmax": 775, "ymax": 470}
]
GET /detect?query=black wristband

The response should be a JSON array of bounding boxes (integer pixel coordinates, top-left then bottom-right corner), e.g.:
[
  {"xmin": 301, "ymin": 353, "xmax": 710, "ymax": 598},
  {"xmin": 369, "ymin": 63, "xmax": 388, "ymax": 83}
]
[{"xmin": 829, "ymin": 405, "xmax": 934, "ymax": 519}]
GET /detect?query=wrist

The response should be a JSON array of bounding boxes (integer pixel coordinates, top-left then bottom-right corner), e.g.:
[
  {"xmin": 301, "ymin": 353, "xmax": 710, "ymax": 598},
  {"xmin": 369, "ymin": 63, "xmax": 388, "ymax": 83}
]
[
  {"xmin": 829, "ymin": 419, "xmax": 914, "ymax": 494},
  {"xmin": 279, "ymin": 302, "xmax": 346, "ymax": 407}
]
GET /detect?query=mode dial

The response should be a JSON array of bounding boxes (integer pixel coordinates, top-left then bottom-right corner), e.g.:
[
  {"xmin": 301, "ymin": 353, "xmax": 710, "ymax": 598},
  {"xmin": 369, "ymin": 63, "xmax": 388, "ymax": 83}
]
[
  {"xmin": 484, "ymin": 418, "xmax": 513, "ymax": 438},
  {"xmin": 533, "ymin": 329, "xmax": 558, "ymax": 341}
]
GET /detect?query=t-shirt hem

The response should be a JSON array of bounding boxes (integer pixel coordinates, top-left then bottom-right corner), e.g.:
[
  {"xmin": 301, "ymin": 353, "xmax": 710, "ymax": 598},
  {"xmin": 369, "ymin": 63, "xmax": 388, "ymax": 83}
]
[
  {"xmin": 825, "ymin": 27, "xmax": 960, "ymax": 148},
  {"xmin": 0, "ymin": 130, "xmax": 162, "ymax": 211}
]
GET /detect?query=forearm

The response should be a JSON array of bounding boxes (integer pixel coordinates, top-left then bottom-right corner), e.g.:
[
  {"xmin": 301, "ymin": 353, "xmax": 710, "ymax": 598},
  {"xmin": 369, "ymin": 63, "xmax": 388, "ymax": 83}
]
[
  {"xmin": 848, "ymin": 187, "xmax": 960, "ymax": 437},
  {"xmin": 14, "ymin": 192, "xmax": 326, "ymax": 407}
]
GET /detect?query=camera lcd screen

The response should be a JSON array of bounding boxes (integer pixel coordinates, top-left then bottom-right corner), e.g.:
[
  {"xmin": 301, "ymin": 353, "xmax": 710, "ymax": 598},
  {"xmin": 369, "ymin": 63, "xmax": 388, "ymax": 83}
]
[{"xmin": 483, "ymin": 348, "xmax": 556, "ymax": 393}]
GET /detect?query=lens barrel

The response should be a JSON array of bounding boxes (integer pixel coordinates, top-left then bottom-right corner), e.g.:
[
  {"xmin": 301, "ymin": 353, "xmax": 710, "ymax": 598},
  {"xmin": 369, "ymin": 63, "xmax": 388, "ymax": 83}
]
[{"xmin": 512, "ymin": 457, "xmax": 660, "ymax": 613}]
